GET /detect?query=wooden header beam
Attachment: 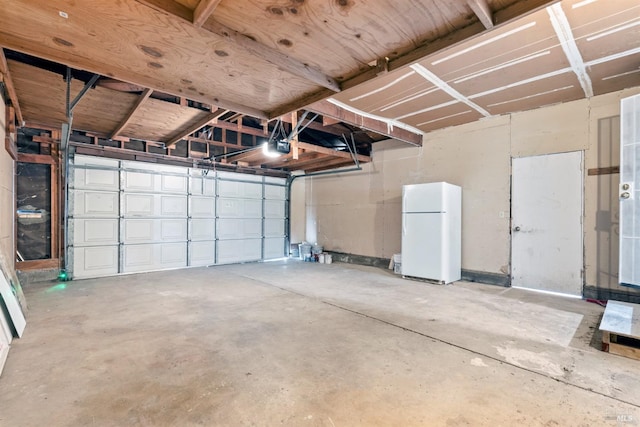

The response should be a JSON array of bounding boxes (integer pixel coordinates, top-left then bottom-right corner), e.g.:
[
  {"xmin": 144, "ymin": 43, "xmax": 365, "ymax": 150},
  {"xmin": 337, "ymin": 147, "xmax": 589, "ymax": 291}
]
[
  {"xmin": 110, "ymin": 88, "xmax": 153, "ymax": 139},
  {"xmin": 165, "ymin": 108, "xmax": 227, "ymax": 146},
  {"xmin": 306, "ymin": 101, "xmax": 423, "ymax": 146},
  {"xmin": 0, "ymin": 48, "xmax": 24, "ymax": 125}
]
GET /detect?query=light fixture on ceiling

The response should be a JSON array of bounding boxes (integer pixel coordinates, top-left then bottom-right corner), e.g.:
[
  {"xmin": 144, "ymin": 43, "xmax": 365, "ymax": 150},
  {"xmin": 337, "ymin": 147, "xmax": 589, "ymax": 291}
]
[{"xmin": 262, "ymin": 139, "xmax": 290, "ymax": 157}]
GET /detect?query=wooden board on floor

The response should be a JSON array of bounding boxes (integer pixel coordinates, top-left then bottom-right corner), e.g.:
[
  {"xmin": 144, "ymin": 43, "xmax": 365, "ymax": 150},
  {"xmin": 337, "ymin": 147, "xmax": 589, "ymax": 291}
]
[{"xmin": 600, "ymin": 300, "xmax": 640, "ymax": 361}]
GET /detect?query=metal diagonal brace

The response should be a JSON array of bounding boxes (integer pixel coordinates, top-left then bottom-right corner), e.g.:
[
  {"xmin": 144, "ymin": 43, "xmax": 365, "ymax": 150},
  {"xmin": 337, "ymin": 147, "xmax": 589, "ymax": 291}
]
[{"xmin": 69, "ymin": 73, "xmax": 100, "ymax": 113}]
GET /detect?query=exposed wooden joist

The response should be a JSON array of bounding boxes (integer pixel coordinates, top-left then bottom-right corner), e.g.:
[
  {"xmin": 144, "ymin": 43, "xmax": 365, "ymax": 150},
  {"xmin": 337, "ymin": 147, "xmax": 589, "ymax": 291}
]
[
  {"xmin": 307, "ymin": 101, "xmax": 423, "ymax": 146},
  {"xmin": 193, "ymin": 0, "xmax": 222, "ymax": 27},
  {"xmin": 185, "ymin": 136, "xmax": 253, "ymax": 151},
  {"xmin": 279, "ymin": 113, "xmax": 353, "ymax": 138},
  {"xmin": 211, "ymin": 120, "xmax": 268, "ymax": 138},
  {"xmin": 137, "ymin": 0, "xmax": 340, "ymax": 92},
  {"xmin": 165, "ymin": 108, "xmax": 227, "ymax": 146},
  {"xmin": 0, "ymin": 48, "xmax": 24, "ymax": 124},
  {"xmin": 257, "ymin": 151, "xmax": 321, "ymax": 169},
  {"xmin": 297, "ymin": 141, "xmax": 370, "ymax": 162},
  {"xmin": 109, "ymin": 88, "xmax": 153, "ymax": 139},
  {"xmin": 225, "ymin": 147, "xmax": 262, "ymax": 163},
  {"xmin": 304, "ymin": 158, "xmax": 359, "ymax": 173},
  {"xmin": 467, "ymin": 0, "xmax": 494, "ymax": 29},
  {"xmin": 267, "ymin": 0, "xmax": 558, "ymax": 118}
]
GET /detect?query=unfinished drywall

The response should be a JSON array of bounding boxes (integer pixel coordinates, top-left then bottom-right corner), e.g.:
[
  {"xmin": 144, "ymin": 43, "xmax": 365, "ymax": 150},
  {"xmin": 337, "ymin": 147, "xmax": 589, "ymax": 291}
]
[{"xmin": 302, "ymin": 86, "xmax": 640, "ymax": 299}]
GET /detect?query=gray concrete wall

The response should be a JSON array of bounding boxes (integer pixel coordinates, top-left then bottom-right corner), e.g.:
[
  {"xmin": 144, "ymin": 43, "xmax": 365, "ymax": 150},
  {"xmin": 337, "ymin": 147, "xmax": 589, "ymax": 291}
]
[{"xmin": 299, "ymin": 87, "xmax": 640, "ymax": 299}]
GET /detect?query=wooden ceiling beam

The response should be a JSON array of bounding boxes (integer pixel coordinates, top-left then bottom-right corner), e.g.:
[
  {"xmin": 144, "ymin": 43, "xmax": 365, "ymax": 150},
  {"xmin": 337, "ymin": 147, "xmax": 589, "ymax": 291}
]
[
  {"xmin": 165, "ymin": 108, "xmax": 227, "ymax": 146},
  {"xmin": 303, "ymin": 158, "xmax": 360, "ymax": 173},
  {"xmin": 297, "ymin": 141, "xmax": 370, "ymax": 162},
  {"xmin": 225, "ymin": 147, "xmax": 262, "ymax": 163},
  {"xmin": 109, "ymin": 88, "xmax": 153, "ymax": 139},
  {"xmin": 137, "ymin": 0, "xmax": 340, "ymax": 92},
  {"xmin": 193, "ymin": 0, "xmax": 222, "ymax": 27},
  {"xmin": 279, "ymin": 112, "xmax": 352, "ymax": 137},
  {"xmin": 467, "ymin": 0, "xmax": 494, "ymax": 29},
  {"xmin": 257, "ymin": 151, "xmax": 321, "ymax": 169},
  {"xmin": 0, "ymin": 49, "xmax": 24, "ymax": 125},
  {"xmin": 307, "ymin": 101, "xmax": 423, "ymax": 146}
]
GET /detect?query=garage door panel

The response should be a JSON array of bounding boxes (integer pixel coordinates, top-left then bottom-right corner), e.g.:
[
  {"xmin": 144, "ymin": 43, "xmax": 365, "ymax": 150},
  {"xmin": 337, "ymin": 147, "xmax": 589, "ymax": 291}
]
[
  {"xmin": 217, "ymin": 171, "xmax": 262, "ymax": 182},
  {"xmin": 217, "ymin": 198, "xmax": 262, "ymax": 218},
  {"xmin": 123, "ymin": 171, "xmax": 156, "ymax": 192},
  {"xmin": 190, "ymin": 219, "xmax": 216, "ymax": 240},
  {"xmin": 190, "ymin": 177, "xmax": 216, "ymax": 196},
  {"xmin": 264, "ymin": 237, "xmax": 286, "ymax": 259},
  {"xmin": 217, "ymin": 239, "xmax": 262, "ymax": 264},
  {"xmin": 161, "ymin": 174, "xmax": 188, "ymax": 193},
  {"xmin": 75, "ymin": 156, "xmax": 119, "ymax": 168},
  {"xmin": 264, "ymin": 218, "xmax": 285, "ymax": 237},
  {"xmin": 73, "ymin": 246, "xmax": 119, "ymax": 278},
  {"xmin": 74, "ymin": 191, "xmax": 119, "ymax": 217},
  {"xmin": 73, "ymin": 168, "xmax": 119, "ymax": 191},
  {"xmin": 217, "ymin": 218, "xmax": 262, "ymax": 239},
  {"xmin": 160, "ymin": 196, "xmax": 188, "ymax": 217},
  {"xmin": 73, "ymin": 218, "xmax": 119, "ymax": 246},
  {"xmin": 265, "ymin": 200, "xmax": 285, "ymax": 218},
  {"xmin": 123, "ymin": 243, "xmax": 187, "ymax": 272},
  {"xmin": 189, "ymin": 241, "xmax": 215, "ymax": 266},
  {"xmin": 218, "ymin": 180, "xmax": 262, "ymax": 199},
  {"xmin": 123, "ymin": 219, "xmax": 187, "ymax": 243},
  {"xmin": 264, "ymin": 185, "xmax": 286, "ymax": 200},
  {"xmin": 123, "ymin": 193, "xmax": 155, "ymax": 216},
  {"xmin": 190, "ymin": 196, "xmax": 216, "ymax": 218}
]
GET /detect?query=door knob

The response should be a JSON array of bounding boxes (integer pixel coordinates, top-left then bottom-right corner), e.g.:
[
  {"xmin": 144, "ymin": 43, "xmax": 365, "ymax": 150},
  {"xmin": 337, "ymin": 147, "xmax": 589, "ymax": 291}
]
[{"xmin": 514, "ymin": 226, "xmax": 521, "ymax": 232}]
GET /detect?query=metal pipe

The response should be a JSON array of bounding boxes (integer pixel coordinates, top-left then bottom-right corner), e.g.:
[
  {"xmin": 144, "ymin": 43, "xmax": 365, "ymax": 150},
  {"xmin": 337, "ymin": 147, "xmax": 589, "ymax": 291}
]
[{"xmin": 285, "ymin": 165, "xmax": 363, "ymax": 248}]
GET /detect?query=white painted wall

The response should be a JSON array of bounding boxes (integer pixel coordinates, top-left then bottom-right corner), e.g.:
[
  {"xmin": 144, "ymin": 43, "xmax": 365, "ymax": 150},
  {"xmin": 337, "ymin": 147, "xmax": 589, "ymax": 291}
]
[{"xmin": 298, "ymin": 86, "xmax": 640, "ymax": 295}]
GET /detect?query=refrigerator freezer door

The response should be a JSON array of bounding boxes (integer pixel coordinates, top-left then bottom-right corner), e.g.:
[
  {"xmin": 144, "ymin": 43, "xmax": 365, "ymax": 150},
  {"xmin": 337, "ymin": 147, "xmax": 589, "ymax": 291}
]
[
  {"xmin": 402, "ymin": 183, "xmax": 445, "ymax": 213},
  {"xmin": 401, "ymin": 213, "xmax": 444, "ymax": 280}
]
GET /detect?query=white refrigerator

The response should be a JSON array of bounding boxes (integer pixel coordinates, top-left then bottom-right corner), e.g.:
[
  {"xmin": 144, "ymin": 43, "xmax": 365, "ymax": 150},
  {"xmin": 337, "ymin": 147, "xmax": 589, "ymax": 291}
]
[{"xmin": 401, "ymin": 182, "xmax": 461, "ymax": 284}]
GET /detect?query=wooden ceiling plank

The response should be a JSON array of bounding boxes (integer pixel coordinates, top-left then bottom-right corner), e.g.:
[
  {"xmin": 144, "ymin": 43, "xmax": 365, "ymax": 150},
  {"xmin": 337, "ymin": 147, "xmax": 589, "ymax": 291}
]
[
  {"xmin": 0, "ymin": 49, "xmax": 24, "ymax": 124},
  {"xmin": 202, "ymin": 20, "xmax": 340, "ymax": 92},
  {"xmin": 467, "ymin": 0, "xmax": 494, "ymax": 29},
  {"xmin": 109, "ymin": 88, "xmax": 153, "ymax": 139},
  {"xmin": 138, "ymin": 0, "xmax": 339, "ymax": 92},
  {"xmin": 193, "ymin": 0, "xmax": 222, "ymax": 27},
  {"xmin": 307, "ymin": 100, "xmax": 423, "ymax": 146},
  {"xmin": 166, "ymin": 108, "xmax": 227, "ymax": 146},
  {"xmin": 257, "ymin": 151, "xmax": 320, "ymax": 169}
]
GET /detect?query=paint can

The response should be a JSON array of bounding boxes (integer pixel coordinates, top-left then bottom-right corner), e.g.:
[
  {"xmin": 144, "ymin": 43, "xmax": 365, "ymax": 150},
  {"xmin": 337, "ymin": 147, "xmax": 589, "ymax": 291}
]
[
  {"xmin": 325, "ymin": 254, "xmax": 332, "ymax": 264},
  {"xmin": 318, "ymin": 253, "xmax": 325, "ymax": 264}
]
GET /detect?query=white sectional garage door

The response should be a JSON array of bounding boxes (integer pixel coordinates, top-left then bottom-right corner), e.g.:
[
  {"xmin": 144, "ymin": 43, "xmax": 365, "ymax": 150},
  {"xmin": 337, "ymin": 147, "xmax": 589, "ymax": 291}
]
[{"xmin": 69, "ymin": 155, "xmax": 287, "ymax": 279}]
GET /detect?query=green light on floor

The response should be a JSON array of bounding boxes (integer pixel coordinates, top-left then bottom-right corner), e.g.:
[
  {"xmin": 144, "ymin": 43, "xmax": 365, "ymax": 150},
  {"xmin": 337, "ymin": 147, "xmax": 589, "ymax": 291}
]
[
  {"xmin": 57, "ymin": 270, "xmax": 68, "ymax": 281},
  {"xmin": 46, "ymin": 283, "xmax": 67, "ymax": 293}
]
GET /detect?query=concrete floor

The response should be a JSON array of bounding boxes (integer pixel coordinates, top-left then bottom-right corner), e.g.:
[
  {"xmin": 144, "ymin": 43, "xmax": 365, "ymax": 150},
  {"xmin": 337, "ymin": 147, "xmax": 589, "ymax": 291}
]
[{"xmin": 1, "ymin": 260, "xmax": 639, "ymax": 426}]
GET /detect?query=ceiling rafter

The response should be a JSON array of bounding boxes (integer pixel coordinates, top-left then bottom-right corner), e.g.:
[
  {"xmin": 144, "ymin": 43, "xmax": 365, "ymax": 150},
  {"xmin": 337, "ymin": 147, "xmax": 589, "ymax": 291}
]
[
  {"xmin": 193, "ymin": 0, "xmax": 222, "ymax": 27},
  {"xmin": 547, "ymin": 3, "xmax": 593, "ymax": 97},
  {"xmin": 136, "ymin": 0, "xmax": 340, "ymax": 92},
  {"xmin": 109, "ymin": 88, "xmax": 153, "ymax": 139},
  {"xmin": 166, "ymin": 108, "xmax": 227, "ymax": 146},
  {"xmin": 467, "ymin": 0, "xmax": 494, "ymax": 29},
  {"xmin": 0, "ymin": 48, "xmax": 24, "ymax": 125},
  {"xmin": 307, "ymin": 100, "xmax": 424, "ymax": 146},
  {"xmin": 410, "ymin": 64, "xmax": 491, "ymax": 117}
]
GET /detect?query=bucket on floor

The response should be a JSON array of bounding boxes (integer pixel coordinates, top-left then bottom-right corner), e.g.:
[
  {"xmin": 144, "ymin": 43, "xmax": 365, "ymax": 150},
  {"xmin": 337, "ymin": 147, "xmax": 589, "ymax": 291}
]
[
  {"xmin": 325, "ymin": 254, "xmax": 332, "ymax": 264},
  {"xmin": 299, "ymin": 243, "xmax": 312, "ymax": 261},
  {"xmin": 318, "ymin": 253, "xmax": 325, "ymax": 264}
]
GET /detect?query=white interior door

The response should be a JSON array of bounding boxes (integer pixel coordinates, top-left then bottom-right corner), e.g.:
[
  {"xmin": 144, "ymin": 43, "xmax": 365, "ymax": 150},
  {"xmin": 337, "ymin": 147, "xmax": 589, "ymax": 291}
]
[
  {"xmin": 511, "ymin": 151, "xmax": 583, "ymax": 296},
  {"xmin": 620, "ymin": 94, "xmax": 640, "ymax": 287}
]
